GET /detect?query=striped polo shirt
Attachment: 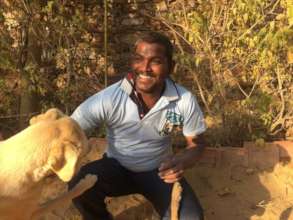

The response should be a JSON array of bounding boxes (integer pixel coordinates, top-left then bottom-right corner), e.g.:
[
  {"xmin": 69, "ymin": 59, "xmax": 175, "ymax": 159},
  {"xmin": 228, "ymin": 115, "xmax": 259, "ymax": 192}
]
[{"xmin": 71, "ymin": 75, "xmax": 206, "ymax": 172}]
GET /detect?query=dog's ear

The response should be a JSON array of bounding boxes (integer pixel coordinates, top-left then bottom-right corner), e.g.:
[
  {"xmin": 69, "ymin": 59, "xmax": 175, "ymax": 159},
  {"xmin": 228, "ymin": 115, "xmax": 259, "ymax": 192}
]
[
  {"xmin": 30, "ymin": 108, "xmax": 65, "ymax": 125},
  {"xmin": 48, "ymin": 140, "xmax": 79, "ymax": 182}
]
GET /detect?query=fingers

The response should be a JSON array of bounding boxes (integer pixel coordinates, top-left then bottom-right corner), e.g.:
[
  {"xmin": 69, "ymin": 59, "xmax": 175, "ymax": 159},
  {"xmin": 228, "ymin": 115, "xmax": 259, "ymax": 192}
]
[
  {"xmin": 158, "ymin": 165, "xmax": 179, "ymax": 176},
  {"xmin": 158, "ymin": 161, "xmax": 173, "ymax": 172},
  {"xmin": 158, "ymin": 155, "xmax": 185, "ymax": 183},
  {"xmin": 158, "ymin": 155, "xmax": 174, "ymax": 172},
  {"xmin": 159, "ymin": 169, "xmax": 184, "ymax": 183},
  {"xmin": 158, "ymin": 162, "xmax": 184, "ymax": 183}
]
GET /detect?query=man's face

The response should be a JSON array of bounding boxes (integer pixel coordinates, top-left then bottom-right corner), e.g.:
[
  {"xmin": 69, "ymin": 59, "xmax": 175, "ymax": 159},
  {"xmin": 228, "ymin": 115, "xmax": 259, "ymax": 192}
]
[{"xmin": 131, "ymin": 41, "xmax": 172, "ymax": 95}]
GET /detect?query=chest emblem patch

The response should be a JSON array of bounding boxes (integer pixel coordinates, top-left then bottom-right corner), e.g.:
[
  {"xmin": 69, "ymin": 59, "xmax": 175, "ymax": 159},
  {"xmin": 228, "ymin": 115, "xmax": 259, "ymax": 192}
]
[{"xmin": 159, "ymin": 111, "xmax": 184, "ymax": 136}]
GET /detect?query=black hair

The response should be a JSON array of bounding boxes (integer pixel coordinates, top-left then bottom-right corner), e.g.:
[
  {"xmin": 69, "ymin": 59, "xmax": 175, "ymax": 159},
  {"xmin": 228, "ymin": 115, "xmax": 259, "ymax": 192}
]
[{"xmin": 134, "ymin": 32, "xmax": 174, "ymax": 66}]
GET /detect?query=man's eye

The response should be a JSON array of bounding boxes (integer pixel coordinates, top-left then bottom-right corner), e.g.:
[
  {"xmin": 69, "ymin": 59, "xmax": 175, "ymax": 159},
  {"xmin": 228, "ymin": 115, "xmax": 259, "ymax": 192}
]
[
  {"xmin": 132, "ymin": 56, "xmax": 142, "ymax": 62},
  {"xmin": 151, "ymin": 59, "xmax": 162, "ymax": 64}
]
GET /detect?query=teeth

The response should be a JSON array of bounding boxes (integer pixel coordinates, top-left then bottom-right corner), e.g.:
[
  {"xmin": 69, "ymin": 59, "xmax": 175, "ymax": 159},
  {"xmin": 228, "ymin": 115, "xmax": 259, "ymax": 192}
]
[{"xmin": 139, "ymin": 74, "xmax": 152, "ymax": 79}]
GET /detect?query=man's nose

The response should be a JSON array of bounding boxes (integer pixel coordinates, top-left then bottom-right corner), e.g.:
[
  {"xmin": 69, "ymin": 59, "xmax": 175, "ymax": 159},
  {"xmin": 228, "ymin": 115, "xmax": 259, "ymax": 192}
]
[{"xmin": 140, "ymin": 60, "xmax": 152, "ymax": 73}]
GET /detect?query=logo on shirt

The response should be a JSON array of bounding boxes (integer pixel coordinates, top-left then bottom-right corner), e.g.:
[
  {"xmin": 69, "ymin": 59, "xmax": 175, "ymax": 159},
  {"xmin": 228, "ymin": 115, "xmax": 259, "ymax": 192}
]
[{"xmin": 159, "ymin": 111, "xmax": 183, "ymax": 136}]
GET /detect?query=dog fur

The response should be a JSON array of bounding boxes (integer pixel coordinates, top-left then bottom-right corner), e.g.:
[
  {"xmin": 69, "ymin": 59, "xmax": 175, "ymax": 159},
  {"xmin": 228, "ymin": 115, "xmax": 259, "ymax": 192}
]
[{"xmin": 0, "ymin": 108, "xmax": 97, "ymax": 220}]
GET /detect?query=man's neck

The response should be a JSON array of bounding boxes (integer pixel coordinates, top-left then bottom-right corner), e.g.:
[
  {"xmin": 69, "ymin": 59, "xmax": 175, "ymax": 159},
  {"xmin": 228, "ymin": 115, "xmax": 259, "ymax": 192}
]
[
  {"xmin": 139, "ymin": 93, "xmax": 160, "ymax": 110},
  {"xmin": 136, "ymin": 84, "xmax": 165, "ymax": 110}
]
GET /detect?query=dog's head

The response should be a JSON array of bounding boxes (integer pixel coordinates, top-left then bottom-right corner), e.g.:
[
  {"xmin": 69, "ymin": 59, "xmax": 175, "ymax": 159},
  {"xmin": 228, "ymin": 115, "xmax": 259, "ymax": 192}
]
[
  {"xmin": 46, "ymin": 118, "xmax": 90, "ymax": 182},
  {"xmin": 31, "ymin": 109, "xmax": 90, "ymax": 183}
]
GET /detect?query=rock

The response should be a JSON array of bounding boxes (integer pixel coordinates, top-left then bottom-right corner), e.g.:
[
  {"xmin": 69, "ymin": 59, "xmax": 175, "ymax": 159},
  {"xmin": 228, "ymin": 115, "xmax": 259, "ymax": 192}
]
[{"xmin": 217, "ymin": 187, "xmax": 233, "ymax": 197}]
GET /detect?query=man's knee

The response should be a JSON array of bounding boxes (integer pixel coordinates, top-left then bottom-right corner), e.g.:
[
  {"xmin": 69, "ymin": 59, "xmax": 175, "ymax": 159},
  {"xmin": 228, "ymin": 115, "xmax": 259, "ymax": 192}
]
[
  {"xmin": 68, "ymin": 166, "xmax": 87, "ymax": 190},
  {"xmin": 68, "ymin": 158, "xmax": 105, "ymax": 190},
  {"xmin": 180, "ymin": 205, "xmax": 204, "ymax": 220},
  {"xmin": 179, "ymin": 179, "xmax": 204, "ymax": 220}
]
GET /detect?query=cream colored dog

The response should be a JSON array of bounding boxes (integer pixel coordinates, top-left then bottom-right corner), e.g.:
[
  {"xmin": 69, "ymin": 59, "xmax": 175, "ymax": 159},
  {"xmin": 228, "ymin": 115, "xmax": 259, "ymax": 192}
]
[{"xmin": 0, "ymin": 108, "xmax": 97, "ymax": 220}]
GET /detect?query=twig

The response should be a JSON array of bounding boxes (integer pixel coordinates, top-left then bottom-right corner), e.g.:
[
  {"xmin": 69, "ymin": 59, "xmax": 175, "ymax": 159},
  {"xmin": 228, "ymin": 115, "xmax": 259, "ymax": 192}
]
[
  {"xmin": 270, "ymin": 66, "xmax": 286, "ymax": 133},
  {"xmin": 236, "ymin": 0, "xmax": 281, "ymax": 42},
  {"xmin": 141, "ymin": 11, "xmax": 195, "ymax": 49},
  {"xmin": 0, "ymin": 111, "xmax": 40, "ymax": 119},
  {"xmin": 181, "ymin": 1, "xmax": 189, "ymax": 31},
  {"xmin": 248, "ymin": 74, "xmax": 260, "ymax": 98},
  {"xmin": 191, "ymin": 70, "xmax": 212, "ymax": 115},
  {"xmin": 21, "ymin": 0, "xmax": 31, "ymax": 15},
  {"xmin": 104, "ymin": 0, "xmax": 108, "ymax": 87}
]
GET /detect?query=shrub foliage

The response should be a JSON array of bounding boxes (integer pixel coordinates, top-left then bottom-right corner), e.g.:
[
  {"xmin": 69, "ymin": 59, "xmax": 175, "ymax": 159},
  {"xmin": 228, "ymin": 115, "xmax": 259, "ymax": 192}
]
[{"xmin": 0, "ymin": 0, "xmax": 292, "ymax": 146}]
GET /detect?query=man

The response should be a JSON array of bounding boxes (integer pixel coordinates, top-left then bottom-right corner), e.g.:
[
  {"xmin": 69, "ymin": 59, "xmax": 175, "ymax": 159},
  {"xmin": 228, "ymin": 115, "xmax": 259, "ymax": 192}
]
[{"xmin": 69, "ymin": 32, "xmax": 206, "ymax": 220}]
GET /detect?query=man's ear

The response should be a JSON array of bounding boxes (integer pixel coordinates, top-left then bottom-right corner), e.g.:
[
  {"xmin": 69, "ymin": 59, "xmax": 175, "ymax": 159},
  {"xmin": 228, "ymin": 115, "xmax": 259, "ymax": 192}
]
[
  {"xmin": 48, "ymin": 141, "xmax": 79, "ymax": 182},
  {"xmin": 168, "ymin": 60, "xmax": 175, "ymax": 75}
]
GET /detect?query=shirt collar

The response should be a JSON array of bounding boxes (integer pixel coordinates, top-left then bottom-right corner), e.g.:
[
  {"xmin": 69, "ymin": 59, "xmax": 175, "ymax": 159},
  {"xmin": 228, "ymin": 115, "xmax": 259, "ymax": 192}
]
[{"xmin": 120, "ymin": 73, "xmax": 180, "ymax": 102}]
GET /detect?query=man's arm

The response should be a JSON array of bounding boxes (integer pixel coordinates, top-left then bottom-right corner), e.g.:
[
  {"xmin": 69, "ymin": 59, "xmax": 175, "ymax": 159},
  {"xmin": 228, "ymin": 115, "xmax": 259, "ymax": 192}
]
[{"xmin": 158, "ymin": 134, "xmax": 205, "ymax": 183}]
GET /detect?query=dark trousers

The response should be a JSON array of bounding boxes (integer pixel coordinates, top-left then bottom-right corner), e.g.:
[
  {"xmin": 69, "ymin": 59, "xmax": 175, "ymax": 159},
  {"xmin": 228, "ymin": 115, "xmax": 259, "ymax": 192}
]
[{"xmin": 68, "ymin": 155, "xmax": 204, "ymax": 220}]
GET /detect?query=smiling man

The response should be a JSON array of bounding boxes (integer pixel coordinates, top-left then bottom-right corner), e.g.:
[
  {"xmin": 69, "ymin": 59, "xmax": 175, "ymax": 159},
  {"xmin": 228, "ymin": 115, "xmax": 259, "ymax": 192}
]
[{"xmin": 69, "ymin": 32, "xmax": 206, "ymax": 220}]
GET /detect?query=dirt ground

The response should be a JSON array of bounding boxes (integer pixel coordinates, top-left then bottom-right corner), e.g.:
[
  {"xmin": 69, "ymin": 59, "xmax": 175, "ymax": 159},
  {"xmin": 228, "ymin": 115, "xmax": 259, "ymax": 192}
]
[{"xmin": 41, "ymin": 139, "xmax": 293, "ymax": 220}]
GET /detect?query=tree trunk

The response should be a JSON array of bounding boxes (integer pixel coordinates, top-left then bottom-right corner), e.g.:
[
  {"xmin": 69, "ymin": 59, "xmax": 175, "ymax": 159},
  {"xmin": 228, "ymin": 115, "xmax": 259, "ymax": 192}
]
[
  {"xmin": 17, "ymin": 20, "xmax": 40, "ymax": 129},
  {"xmin": 19, "ymin": 72, "xmax": 39, "ymax": 129}
]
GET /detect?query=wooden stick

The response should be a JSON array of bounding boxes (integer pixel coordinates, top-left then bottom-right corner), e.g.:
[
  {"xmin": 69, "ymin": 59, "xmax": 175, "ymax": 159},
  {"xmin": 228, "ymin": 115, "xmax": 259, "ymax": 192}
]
[{"xmin": 171, "ymin": 181, "xmax": 183, "ymax": 220}]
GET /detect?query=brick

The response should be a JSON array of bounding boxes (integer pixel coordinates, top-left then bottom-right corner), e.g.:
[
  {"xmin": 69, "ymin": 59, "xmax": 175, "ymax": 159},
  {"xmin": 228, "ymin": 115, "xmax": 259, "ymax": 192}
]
[
  {"xmin": 197, "ymin": 148, "xmax": 219, "ymax": 167},
  {"xmin": 219, "ymin": 147, "xmax": 248, "ymax": 167},
  {"xmin": 244, "ymin": 142, "xmax": 279, "ymax": 169}
]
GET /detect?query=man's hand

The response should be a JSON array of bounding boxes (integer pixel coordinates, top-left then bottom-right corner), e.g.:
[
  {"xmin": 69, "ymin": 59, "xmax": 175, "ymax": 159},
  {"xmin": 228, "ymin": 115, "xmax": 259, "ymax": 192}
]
[
  {"xmin": 158, "ymin": 134, "xmax": 205, "ymax": 184},
  {"xmin": 158, "ymin": 155, "xmax": 184, "ymax": 183}
]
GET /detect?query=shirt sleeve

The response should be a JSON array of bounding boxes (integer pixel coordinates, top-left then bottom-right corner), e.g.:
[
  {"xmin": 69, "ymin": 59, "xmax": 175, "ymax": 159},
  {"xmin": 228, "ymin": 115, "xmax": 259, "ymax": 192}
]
[
  {"xmin": 182, "ymin": 93, "xmax": 206, "ymax": 137},
  {"xmin": 71, "ymin": 90, "xmax": 110, "ymax": 131}
]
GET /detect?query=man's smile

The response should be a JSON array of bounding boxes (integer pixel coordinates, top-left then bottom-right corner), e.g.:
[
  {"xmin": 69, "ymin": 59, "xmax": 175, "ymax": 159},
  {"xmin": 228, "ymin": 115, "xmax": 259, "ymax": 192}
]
[
  {"xmin": 135, "ymin": 72, "xmax": 155, "ymax": 82},
  {"xmin": 138, "ymin": 74, "xmax": 152, "ymax": 79}
]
